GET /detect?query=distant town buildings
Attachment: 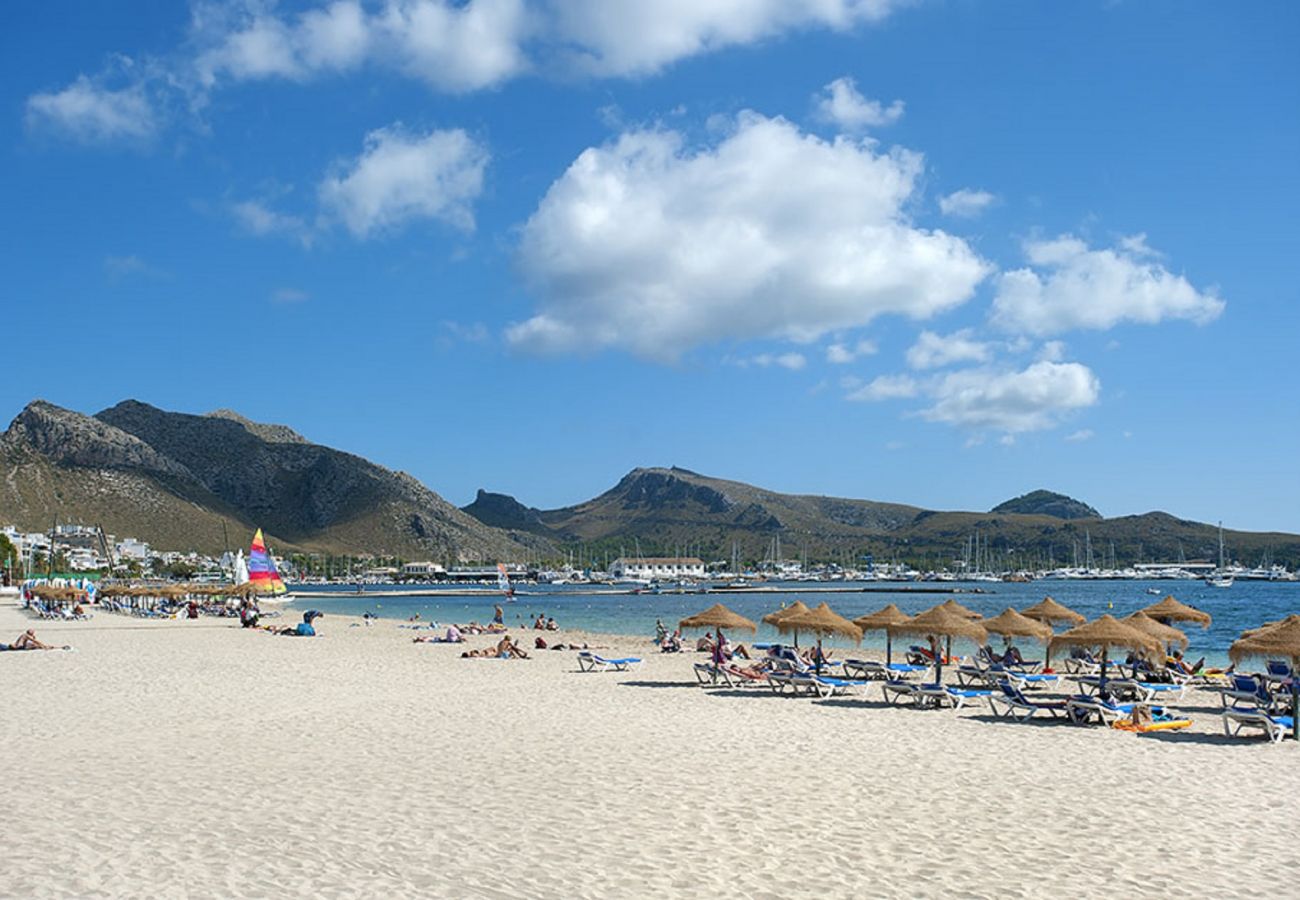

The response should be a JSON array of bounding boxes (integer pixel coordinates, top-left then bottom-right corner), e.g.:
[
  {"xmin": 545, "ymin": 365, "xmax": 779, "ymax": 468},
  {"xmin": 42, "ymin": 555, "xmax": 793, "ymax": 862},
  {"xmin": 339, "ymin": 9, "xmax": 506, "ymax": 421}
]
[{"xmin": 610, "ymin": 556, "xmax": 706, "ymax": 580}]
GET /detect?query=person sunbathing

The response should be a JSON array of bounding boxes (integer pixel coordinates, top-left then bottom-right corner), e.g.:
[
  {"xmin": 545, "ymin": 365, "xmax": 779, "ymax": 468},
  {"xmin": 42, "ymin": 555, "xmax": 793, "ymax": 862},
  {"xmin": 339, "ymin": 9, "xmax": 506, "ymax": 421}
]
[
  {"xmin": 2, "ymin": 629, "xmax": 68, "ymax": 651},
  {"xmin": 496, "ymin": 636, "xmax": 529, "ymax": 659},
  {"xmin": 1167, "ymin": 651, "xmax": 1229, "ymax": 676},
  {"xmin": 414, "ymin": 626, "xmax": 464, "ymax": 644}
]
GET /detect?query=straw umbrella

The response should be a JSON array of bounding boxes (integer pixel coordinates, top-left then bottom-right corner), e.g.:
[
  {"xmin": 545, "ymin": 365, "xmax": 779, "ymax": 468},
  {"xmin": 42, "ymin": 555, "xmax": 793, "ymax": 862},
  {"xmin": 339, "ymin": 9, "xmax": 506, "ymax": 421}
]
[
  {"xmin": 762, "ymin": 600, "xmax": 811, "ymax": 647},
  {"xmin": 680, "ymin": 603, "xmax": 757, "ymax": 656},
  {"xmin": 935, "ymin": 598, "xmax": 982, "ymax": 660},
  {"xmin": 887, "ymin": 605, "xmax": 988, "ymax": 685},
  {"xmin": 1048, "ymin": 615, "xmax": 1161, "ymax": 697},
  {"xmin": 1021, "ymin": 596, "xmax": 1086, "ymax": 629},
  {"xmin": 853, "ymin": 604, "xmax": 912, "ymax": 667},
  {"xmin": 1122, "ymin": 611, "xmax": 1189, "ymax": 655},
  {"xmin": 982, "ymin": 608, "xmax": 1052, "ymax": 663},
  {"xmin": 1230, "ymin": 615, "xmax": 1300, "ymax": 741},
  {"xmin": 776, "ymin": 603, "xmax": 862, "ymax": 673},
  {"xmin": 1141, "ymin": 595, "xmax": 1211, "ymax": 629}
]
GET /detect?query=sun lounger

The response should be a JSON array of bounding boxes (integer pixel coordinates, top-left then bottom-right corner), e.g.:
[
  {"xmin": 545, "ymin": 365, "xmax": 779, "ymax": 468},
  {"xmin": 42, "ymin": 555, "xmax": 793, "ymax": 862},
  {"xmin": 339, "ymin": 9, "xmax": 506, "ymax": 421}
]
[
  {"xmin": 915, "ymin": 684, "xmax": 990, "ymax": 710},
  {"xmin": 1222, "ymin": 709, "xmax": 1295, "ymax": 743},
  {"xmin": 989, "ymin": 681, "xmax": 1068, "ymax": 722},
  {"xmin": 577, "ymin": 651, "xmax": 641, "ymax": 672},
  {"xmin": 1220, "ymin": 675, "xmax": 1285, "ymax": 712},
  {"xmin": 1066, "ymin": 695, "xmax": 1140, "ymax": 726},
  {"xmin": 767, "ymin": 670, "xmax": 865, "ymax": 698},
  {"xmin": 842, "ymin": 659, "xmax": 926, "ymax": 681},
  {"xmin": 694, "ymin": 661, "xmax": 767, "ymax": 687}
]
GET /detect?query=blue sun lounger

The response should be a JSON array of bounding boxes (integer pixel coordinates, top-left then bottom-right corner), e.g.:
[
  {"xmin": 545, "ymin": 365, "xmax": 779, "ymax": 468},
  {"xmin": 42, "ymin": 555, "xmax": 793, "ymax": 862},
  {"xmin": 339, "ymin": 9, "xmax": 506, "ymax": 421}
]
[
  {"xmin": 1222, "ymin": 709, "xmax": 1294, "ymax": 743},
  {"xmin": 577, "ymin": 651, "xmax": 641, "ymax": 672},
  {"xmin": 989, "ymin": 681, "xmax": 1068, "ymax": 721},
  {"xmin": 1066, "ymin": 695, "xmax": 1141, "ymax": 725}
]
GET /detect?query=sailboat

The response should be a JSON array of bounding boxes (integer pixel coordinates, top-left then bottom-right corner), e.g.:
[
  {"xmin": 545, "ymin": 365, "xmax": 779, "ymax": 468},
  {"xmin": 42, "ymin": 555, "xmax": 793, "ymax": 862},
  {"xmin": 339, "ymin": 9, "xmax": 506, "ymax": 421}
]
[
  {"xmin": 497, "ymin": 563, "xmax": 516, "ymax": 602},
  {"xmin": 247, "ymin": 529, "xmax": 291, "ymax": 599},
  {"xmin": 1206, "ymin": 522, "xmax": 1233, "ymax": 588}
]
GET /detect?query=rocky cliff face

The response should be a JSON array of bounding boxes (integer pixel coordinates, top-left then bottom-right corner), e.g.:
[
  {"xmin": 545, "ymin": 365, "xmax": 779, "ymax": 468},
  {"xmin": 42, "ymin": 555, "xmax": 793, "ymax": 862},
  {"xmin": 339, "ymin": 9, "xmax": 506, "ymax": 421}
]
[{"xmin": 1, "ymin": 399, "xmax": 548, "ymax": 560}]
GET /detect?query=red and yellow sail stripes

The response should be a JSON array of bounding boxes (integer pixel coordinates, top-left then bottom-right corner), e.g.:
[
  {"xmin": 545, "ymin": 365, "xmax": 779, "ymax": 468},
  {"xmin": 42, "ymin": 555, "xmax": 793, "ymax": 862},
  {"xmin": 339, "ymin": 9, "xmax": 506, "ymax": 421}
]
[{"xmin": 247, "ymin": 528, "xmax": 288, "ymax": 595}]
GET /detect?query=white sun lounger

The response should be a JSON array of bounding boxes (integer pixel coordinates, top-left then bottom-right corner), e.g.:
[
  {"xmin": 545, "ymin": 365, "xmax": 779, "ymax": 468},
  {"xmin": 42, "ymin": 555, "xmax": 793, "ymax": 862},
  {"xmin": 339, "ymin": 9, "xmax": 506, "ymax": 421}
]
[
  {"xmin": 577, "ymin": 651, "xmax": 642, "ymax": 672},
  {"xmin": 1222, "ymin": 709, "xmax": 1294, "ymax": 743}
]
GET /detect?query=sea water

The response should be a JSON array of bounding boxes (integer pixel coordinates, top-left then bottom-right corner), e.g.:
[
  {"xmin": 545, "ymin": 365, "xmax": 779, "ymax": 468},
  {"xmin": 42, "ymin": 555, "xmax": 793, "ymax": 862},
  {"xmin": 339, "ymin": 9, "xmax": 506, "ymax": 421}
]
[{"xmin": 287, "ymin": 579, "xmax": 1300, "ymax": 666}]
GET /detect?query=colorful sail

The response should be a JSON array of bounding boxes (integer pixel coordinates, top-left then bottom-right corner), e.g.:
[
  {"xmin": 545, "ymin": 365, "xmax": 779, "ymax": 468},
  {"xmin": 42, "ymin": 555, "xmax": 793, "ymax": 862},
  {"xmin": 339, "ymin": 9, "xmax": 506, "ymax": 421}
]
[
  {"xmin": 497, "ymin": 563, "xmax": 515, "ymax": 600},
  {"xmin": 247, "ymin": 529, "xmax": 287, "ymax": 595}
]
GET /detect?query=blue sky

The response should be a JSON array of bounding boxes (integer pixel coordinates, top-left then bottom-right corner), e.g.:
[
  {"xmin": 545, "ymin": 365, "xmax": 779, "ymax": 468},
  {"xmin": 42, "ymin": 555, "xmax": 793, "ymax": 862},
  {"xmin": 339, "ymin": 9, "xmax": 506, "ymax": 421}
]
[{"xmin": 3, "ymin": 1, "xmax": 1298, "ymax": 532}]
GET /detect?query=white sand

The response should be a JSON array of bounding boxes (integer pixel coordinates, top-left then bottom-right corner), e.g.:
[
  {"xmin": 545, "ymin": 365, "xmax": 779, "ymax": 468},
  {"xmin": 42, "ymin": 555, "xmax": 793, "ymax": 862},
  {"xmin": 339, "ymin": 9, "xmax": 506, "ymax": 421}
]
[{"xmin": 2, "ymin": 601, "xmax": 1297, "ymax": 899}]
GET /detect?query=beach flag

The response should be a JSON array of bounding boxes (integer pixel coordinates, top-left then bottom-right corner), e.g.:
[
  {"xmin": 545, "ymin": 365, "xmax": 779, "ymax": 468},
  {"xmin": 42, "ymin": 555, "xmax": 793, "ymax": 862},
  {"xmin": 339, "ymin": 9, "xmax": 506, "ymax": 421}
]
[{"xmin": 247, "ymin": 529, "xmax": 288, "ymax": 595}]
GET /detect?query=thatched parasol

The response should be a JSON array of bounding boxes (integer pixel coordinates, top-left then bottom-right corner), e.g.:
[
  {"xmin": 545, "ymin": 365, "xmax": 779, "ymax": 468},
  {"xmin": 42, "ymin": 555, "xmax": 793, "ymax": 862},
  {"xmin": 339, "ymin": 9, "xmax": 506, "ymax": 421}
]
[
  {"xmin": 1048, "ymin": 615, "xmax": 1161, "ymax": 696},
  {"xmin": 938, "ymin": 598, "xmax": 983, "ymax": 619},
  {"xmin": 1021, "ymin": 596, "xmax": 1086, "ymax": 628},
  {"xmin": 1141, "ymin": 595, "xmax": 1211, "ymax": 628},
  {"xmin": 762, "ymin": 600, "xmax": 811, "ymax": 647},
  {"xmin": 853, "ymin": 604, "xmax": 912, "ymax": 667},
  {"xmin": 887, "ymin": 605, "xmax": 988, "ymax": 684},
  {"xmin": 777, "ymin": 603, "xmax": 861, "ymax": 672},
  {"xmin": 1122, "ymin": 611, "xmax": 1189, "ymax": 653},
  {"xmin": 1230, "ymin": 615, "xmax": 1300, "ymax": 741},
  {"xmin": 680, "ymin": 603, "xmax": 757, "ymax": 633},
  {"xmin": 982, "ymin": 608, "xmax": 1053, "ymax": 642}
]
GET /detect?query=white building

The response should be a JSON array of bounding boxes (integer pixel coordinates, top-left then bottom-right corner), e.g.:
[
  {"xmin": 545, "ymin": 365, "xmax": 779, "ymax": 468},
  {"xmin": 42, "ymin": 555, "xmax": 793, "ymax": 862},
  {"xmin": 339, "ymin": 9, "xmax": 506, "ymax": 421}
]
[
  {"xmin": 402, "ymin": 561, "xmax": 446, "ymax": 578},
  {"xmin": 610, "ymin": 557, "xmax": 706, "ymax": 580},
  {"xmin": 115, "ymin": 538, "xmax": 151, "ymax": 561}
]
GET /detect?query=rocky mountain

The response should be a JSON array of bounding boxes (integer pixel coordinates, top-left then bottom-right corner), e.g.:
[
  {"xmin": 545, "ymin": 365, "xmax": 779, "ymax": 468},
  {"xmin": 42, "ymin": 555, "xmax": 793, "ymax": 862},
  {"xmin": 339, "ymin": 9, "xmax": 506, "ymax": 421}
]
[
  {"xmin": 991, "ymin": 490, "xmax": 1100, "ymax": 520},
  {"xmin": 462, "ymin": 467, "xmax": 1300, "ymax": 568},
  {"xmin": 1, "ymin": 399, "xmax": 549, "ymax": 560}
]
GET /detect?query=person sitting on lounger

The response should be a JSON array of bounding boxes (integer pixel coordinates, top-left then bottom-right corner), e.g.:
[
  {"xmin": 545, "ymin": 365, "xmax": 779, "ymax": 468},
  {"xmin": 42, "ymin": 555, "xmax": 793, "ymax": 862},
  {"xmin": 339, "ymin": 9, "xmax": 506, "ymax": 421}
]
[
  {"xmin": 1166, "ymin": 650, "xmax": 1229, "ymax": 676},
  {"xmin": 1002, "ymin": 645, "xmax": 1026, "ymax": 666},
  {"xmin": 718, "ymin": 634, "xmax": 750, "ymax": 660},
  {"xmin": 1, "ymin": 629, "xmax": 67, "ymax": 651}
]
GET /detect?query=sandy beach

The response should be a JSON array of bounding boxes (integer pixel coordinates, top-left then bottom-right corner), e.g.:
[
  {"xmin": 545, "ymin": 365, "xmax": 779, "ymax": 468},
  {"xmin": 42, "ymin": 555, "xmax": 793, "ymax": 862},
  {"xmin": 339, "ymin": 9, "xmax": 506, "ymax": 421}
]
[{"xmin": 2, "ymin": 601, "xmax": 1297, "ymax": 899}]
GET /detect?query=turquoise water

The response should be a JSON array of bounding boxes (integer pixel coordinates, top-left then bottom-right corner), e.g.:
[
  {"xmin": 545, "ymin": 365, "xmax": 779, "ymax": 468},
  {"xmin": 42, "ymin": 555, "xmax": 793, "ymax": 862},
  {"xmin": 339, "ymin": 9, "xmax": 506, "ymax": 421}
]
[{"xmin": 287, "ymin": 580, "xmax": 1300, "ymax": 665}]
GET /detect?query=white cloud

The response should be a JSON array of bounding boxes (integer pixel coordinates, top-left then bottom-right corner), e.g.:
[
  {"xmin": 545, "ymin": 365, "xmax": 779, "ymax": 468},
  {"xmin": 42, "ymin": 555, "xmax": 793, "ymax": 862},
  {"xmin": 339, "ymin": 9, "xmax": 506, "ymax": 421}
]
[
  {"xmin": 906, "ymin": 329, "xmax": 991, "ymax": 370},
  {"xmin": 938, "ymin": 188, "xmax": 995, "ymax": 218},
  {"xmin": 549, "ymin": 1, "xmax": 901, "ymax": 77},
  {"xmin": 813, "ymin": 77, "xmax": 903, "ymax": 131},
  {"xmin": 103, "ymin": 255, "xmax": 150, "ymax": 277},
  {"xmin": 1037, "ymin": 340, "xmax": 1067, "ymax": 362},
  {"xmin": 825, "ymin": 339, "xmax": 877, "ymax": 364},
  {"xmin": 193, "ymin": 0, "xmax": 526, "ymax": 92},
  {"xmin": 319, "ymin": 125, "xmax": 488, "ymax": 237},
  {"xmin": 508, "ymin": 112, "xmax": 990, "ymax": 360},
  {"xmin": 921, "ymin": 361, "xmax": 1100, "ymax": 433},
  {"xmin": 232, "ymin": 200, "xmax": 310, "ymax": 243},
  {"xmin": 26, "ymin": 75, "xmax": 156, "ymax": 143},
  {"xmin": 846, "ymin": 374, "xmax": 919, "ymax": 401},
  {"xmin": 992, "ymin": 234, "xmax": 1225, "ymax": 335},
  {"xmin": 750, "ymin": 352, "xmax": 807, "ymax": 370},
  {"xmin": 1065, "ymin": 429, "xmax": 1094, "ymax": 442}
]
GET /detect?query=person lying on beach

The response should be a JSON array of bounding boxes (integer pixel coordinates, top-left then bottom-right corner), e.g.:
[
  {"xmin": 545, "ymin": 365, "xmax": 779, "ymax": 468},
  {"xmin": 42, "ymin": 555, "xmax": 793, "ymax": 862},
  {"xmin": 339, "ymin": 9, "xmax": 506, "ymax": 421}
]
[
  {"xmin": 414, "ymin": 626, "xmax": 464, "ymax": 644},
  {"xmin": 1166, "ymin": 651, "xmax": 1229, "ymax": 676},
  {"xmin": 1, "ymin": 629, "xmax": 69, "ymax": 651},
  {"xmin": 273, "ymin": 610, "xmax": 322, "ymax": 636}
]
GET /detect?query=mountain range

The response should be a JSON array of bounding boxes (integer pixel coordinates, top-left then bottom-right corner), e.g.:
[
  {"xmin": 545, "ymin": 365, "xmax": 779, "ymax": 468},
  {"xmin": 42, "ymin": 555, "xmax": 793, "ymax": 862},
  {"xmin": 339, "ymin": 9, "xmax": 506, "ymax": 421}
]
[{"xmin": 3, "ymin": 399, "xmax": 1297, "ymax": 568}]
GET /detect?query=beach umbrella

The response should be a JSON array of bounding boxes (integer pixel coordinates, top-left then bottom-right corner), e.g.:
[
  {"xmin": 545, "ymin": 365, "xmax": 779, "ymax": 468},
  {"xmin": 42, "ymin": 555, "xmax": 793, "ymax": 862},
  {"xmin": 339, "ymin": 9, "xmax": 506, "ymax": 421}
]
[
  {"xmin": 853, "ymin": 604, "xmax": 912, "ymax": 667},
  {"xmin": 1048, "ymin": 615, "xmax": 1161, "ymax": 698},
  {"xmin": 680, "ymin": 602, "xmax": 757, "ymax": 656},
  {"xmin": 982, "ymin": 607, "xmax": 1053, "ymax": 661},
  {"xmin": 762, "ymin": 600, "xmax": 811, "ymax": 647},
  {"xmin": 1230, "ymin": 615, "xmax": 1300, "ymax": 742},
  {"xmin": 776, "ymin": 603, "xmax": 862, "ymax": 673},
  {"xmin": 1122, "ymin": 612, "xmax": 1189, "ymax": 654},
  {"xmin": 887, "ymin": 605, "xmax": 988, "ymax": 685},
  {"xmin": 1141, "ymin": 595, "xmax": 1211, "ymax": 629},
  {"xmin": 679, "ymin": 603, "xmax": 757, "ymax": 633},
  {"xmin": 1021, "ymin": 596, "xmax": 1086, "ymax": 628},
  {"xmin": 938, "ymin": 598, "xmax": 984, "ymax": 619}
]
